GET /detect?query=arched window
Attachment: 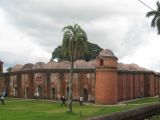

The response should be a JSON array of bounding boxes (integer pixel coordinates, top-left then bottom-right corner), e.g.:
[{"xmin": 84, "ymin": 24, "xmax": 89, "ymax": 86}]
[
  {"xmin": 38, "ymin": 85, "xmax": 43, "ymax": 99},
  {"xmin": 51, "ymin": 88, "xmax": 55, "ymax": 99},
  {"xmin": 25, "ymin": 86, "xmax": 29, "ymax": 98},
  {"xmin": 14, "ymin": 87, "xmax": 17, "ymax": 97},
  {"xmin": 99, "ymin": 59, "xmax": 104, "ymax": 66},
  {"xmin": 83, "ymin": 88, "xmax": 88, "ymax": 101}
]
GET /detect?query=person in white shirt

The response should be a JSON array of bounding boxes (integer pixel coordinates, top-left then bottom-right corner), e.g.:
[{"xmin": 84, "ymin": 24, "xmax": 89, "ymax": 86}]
[
  {"xmin": 1, "ymin": 95, "xmax": 4, "ymax": 105},
  {"xmin": 34, "ymin": 92, "xmax": 37, "ymax": 99},
  {"xmin": 80, "ymin": 96, "xmax": 83, "ymax": 106}
]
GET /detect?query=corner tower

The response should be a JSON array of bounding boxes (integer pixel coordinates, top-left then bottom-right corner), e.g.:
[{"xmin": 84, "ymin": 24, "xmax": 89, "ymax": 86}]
[
  {"xmin": 95, "ymin": 49, "xmax": 118, "ymax": 104},
  {"xmin": 0, "ymin": 60, "xmax": 3, "ymax": 73}
]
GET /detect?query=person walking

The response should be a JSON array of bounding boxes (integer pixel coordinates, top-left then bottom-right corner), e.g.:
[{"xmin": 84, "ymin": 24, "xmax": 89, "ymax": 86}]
[
  {"xmin": 1, "ymin": 95, "xmax": 4, "ymax": 105},
  {"xmin": 79, "ymin": 96, "xmax": 83, "ymax": 106},
  {"xmin": 60, "ymin": 96, "xmax": 67, "ymax": 107},
  {"xmin": 37, "ymin": 91, "xmax": 39, "ymax": 99},
  {"xmin": 34, "ymin": 92, "xmax": 37, "ymax": 99}
]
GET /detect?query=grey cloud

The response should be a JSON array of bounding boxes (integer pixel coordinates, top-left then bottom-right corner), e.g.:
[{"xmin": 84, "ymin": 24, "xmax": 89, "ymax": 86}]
[{"xmin": 0, "ymin": 0, "xmax": 159, "ymax": 71}]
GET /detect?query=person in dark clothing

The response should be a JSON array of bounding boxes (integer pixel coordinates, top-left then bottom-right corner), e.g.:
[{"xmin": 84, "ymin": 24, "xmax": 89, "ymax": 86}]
[{"xmin": 60, "ymin": 96, "xmax": 67, "ymax": 107}]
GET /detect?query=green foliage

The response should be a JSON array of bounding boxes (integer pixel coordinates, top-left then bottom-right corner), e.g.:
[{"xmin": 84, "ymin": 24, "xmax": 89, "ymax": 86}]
[
  {"xmin": 6, "ymin": 67, "xmax": 12, "ymax": 73},
  {"xmin": 125, "ymin": 97, "xmax": 159, "ymax": 104},
  {"xmin": 84, "ymin": 42, "xmax": 103, "ymax": 61},
  {"xmin": 61, "ymin": 24, "xmax": 88, "ymax": 112},
  {"xmin": 146, "ymin": 1, "xmax": 160, "ymax": 34},
  {"xmin": 62, "ymin": 24, "xmax": 88, "ymax": 62},
  {"xmin": 51, "ymin": 41, "xmax": 102, "ymax": 62}
]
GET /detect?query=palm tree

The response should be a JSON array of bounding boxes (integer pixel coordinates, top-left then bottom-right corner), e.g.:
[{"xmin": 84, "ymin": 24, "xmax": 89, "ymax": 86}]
[
  {"xmin": 62, "ymin": 24, "xmax": 88, "ymax": 112},
  {"xmin": 146, "ymin": 1, "xmax": 160, "ymax": 34}
]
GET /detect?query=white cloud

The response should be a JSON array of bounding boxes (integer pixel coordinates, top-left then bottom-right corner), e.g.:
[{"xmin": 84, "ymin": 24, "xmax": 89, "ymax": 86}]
[
  {"xmin": 0, "ymin": 0, "xmax": 160, "ymax": 72},
  {"xmin": 0, "ymin": 8, "xmax": 50, "ymax": 69},
  {"xmin": 120, "ymin": 33, "xmax": 160, "ymax": 71}
]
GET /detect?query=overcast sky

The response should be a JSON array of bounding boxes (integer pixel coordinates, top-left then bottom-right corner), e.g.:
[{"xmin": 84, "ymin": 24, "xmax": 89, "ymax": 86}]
[{"xmin": 0, "ymin": 0, "xmax": 160, "ymax": 72}]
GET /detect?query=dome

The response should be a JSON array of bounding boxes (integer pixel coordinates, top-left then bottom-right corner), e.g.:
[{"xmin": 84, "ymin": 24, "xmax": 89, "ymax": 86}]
[
  {"xmin": 98, "ymin": 49, "xmax": 115, "ymax": 57},
  {"xmin": 11, "ymin": 64, "xmax": 23, "ymax": 72},
  {"xmin": 21, "ymin": 63, "xmax": 33, "ymax": 70},
  {"xmin": 74, "ymin": 60, "xmax": 95, "ymax": 69},
  {"xmin": 44, "ymin": 61, "xmax": 60, "ymax": 69},
  {"xmin": 33, "ymin": 62, "xmax": 45, "ymax": 69}
]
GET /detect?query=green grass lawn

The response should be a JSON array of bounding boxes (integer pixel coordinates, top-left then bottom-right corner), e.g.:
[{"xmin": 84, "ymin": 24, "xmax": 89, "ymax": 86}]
[
  {"xmin": 0, "ymin": 97, "xmax": 158, "ymax": 120},
  {"xmin": 150, "ymin": 116, "xmax": 160, "ymax": 120},
  {"xmin": 125, "ymin": 97, "xmax": 159, "ymax": 104}
]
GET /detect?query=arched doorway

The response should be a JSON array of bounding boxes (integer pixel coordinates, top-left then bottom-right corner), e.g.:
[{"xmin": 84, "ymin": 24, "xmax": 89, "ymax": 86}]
[
  {"xmin": 38, "ymin": 85, "xmax": 43, "ymax": 99},
  {"xmin": 14, "ymin": 87, "xmax": 17, "ymax": 97},
  {"xmin": 25, "ymin": 86, "xmax": 29, "ymax": 98},
  {"xmin": 83, "ymin": 88, "xmax": 88, "ymax": 101},
  {"xmin": 3, "ymin": 88, "xmax": 7, "ymax": 97},
  {"xmin": 66, "ymin": 87, "xmax": 69, "ymax": 100},
  {"xmin": 51, "ymin": 88, "xmax": 56, "ymax": 99}
]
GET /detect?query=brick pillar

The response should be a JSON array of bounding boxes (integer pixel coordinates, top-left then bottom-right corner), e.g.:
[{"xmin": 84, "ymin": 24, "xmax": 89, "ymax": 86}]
[
  {"xmin": 95, "ymin": 49, "xmax": 118, "ymax": 105},
  {"xmin": 17, "ymin": 73, "xmax": 22, "ymax": 97},
  {"xmin": 149, "ymin": 73, "xmax": 155, "ymax": 96},
  {"xmin": 29, "ymin": 73, "xmax": 34, "ymax": 98},
  {"xmin": 0, "ymin": 60, "xmax": 3, "ymax": 73},
  {"xmin": 5, "ymin": 75, "xmax": 10, "ymax": 97},
  {"xmin": 46, "ymin": 73, "xmax": 51, "ymax": 99}
]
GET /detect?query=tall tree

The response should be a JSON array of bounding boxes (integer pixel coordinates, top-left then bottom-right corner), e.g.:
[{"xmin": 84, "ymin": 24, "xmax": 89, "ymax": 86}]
[
  {"xmin": 146, "ymin": 1, "xmax": 160, "ymax": 34},
  {"xmin": 62, "ymin": 24, "xmax": 88, "ymax": 112},
  {"xmin": 50, "ymin": 42, "xmax": 102, "ymax": 62}
]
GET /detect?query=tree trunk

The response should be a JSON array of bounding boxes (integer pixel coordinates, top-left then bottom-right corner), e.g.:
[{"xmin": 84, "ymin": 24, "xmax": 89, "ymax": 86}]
[{"xmin": 68, "ymin": 60, "xmax": 74, "ymax": 112}]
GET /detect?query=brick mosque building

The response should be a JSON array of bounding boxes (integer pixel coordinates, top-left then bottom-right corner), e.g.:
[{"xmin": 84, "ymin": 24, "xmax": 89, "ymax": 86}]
[{"xmin": 0, "ymin": 49, "xmax": 160, "ymax": 105}]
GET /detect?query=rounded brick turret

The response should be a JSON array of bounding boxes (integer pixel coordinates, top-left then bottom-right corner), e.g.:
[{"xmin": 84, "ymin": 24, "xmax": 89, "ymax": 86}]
[{"xmin": 95, "ymin": 49, "xmax": 118, "ymax": 104}]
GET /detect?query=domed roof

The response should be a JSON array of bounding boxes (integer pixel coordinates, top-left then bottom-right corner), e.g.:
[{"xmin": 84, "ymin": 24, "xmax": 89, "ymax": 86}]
[
  {"xmin": 74, "ymin": 60, "xmax": 95, "ymax": 69},
  {"xmin": 11, "ymin": 64, "xmax": 23, "ymax": 72},
  {"xmin": 118, "ymin": 63, "xmax": 148, "ymax": 71},
  {"xmin": 21, "ymin": 63, "xmax": 33, "ymax": 70},
  {"xmin": 98, "ymin": 49, "xmax": 115, "ymax": 57},
  {"xmin": 33, "ymin": 62, "xmax": 45, "ymax": 69}
]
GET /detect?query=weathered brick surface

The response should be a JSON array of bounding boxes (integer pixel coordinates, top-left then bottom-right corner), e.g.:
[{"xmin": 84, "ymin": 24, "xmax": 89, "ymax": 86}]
[
  {"xmin": 149, "ymin": 74, "xmax": 155, "ymax": 96},
  {"xmin": 0, "ymin": 77, "xmax": 5, "ymax": 94},
  {"xmin": 118, "ymin": 73, "xmax": 123, "ymax": 101},
  {"xmin": 0, "ymin": 61, "xmax": 3, "ymax": 73},
  {"xmin": 4, "ymin": 71, "xmax": 95, "ymax": 101},
  {"xmin": 1, "ymin": 49, "xmax": 160, "ymax": 105},
  {"xmin": 159, "ymin": 77, "xmax": 160, "ymax": 94},
  {"xmin": 95, "ymin": 69, "xmax": 118, "ymax": 104}
]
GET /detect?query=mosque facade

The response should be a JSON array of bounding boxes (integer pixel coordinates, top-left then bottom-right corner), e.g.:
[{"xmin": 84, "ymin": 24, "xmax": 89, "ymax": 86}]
[{"xmin": 0, "ymin": 49, "xmax": 160, "ymax": 104}]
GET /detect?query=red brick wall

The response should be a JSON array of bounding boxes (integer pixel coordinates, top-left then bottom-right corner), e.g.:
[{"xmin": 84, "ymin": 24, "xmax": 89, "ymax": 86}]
[
  {"xmin": 149, "ymin": 74, "xmax": 155, "ymax": 96},
  {"xmin": 0, "ymin": 77, "xmax": 5, "ymax": 93},
  {"xmin": 95, "ymin": 69, "xmax": 118, "ymax": 104},
  {"xmin": 117, "ymin": 72, "xmax": 160, "ymax": 102},
  {"xmin": 2, "ymin": 67, "xmax": 160, "ymax": 105},
  {"xmin": 118, "ymin": 73, "xmax": 123, "ymax": 101},
  {"xmin": 140, "ymin": 74, "xmax": 144, "ymax": 97},
  {"xmin": 122, "ymin": 73, "xmax": 127, "ymax": 100},
  {"xmin": 0, "ymin": 62, "xmax": 3, "ymax": 73},
  {"xmin": 159, "ymin": 77, "xmax": 160, "ymax": 94},
  {"xmin": 96, "ymin": 57, "xmax": 118, "ymax": 69},
  {"xmin": 126, "ymin": 73, "xmax": 134, "ymax": 99}
]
